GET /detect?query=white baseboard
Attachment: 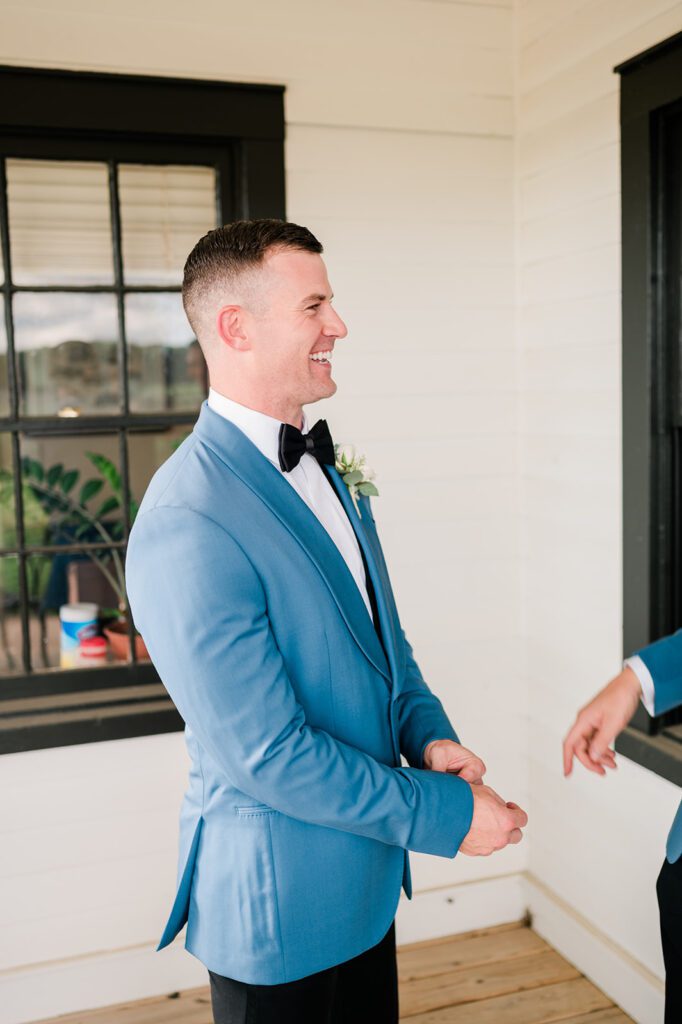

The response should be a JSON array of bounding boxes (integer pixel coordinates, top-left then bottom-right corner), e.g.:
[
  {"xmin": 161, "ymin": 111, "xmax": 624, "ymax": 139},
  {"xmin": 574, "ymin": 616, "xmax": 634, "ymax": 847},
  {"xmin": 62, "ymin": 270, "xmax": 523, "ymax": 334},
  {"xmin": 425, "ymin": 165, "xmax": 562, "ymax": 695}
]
[
  {"xmin": 523, "ymin": 873, "xmax": 664, "ymax": 1024},
  {"xmin": 395, "ymin": 871, "xmax": 527, "ymax": 945},
  {"xmin": 1, "ymin": 941, "xmax": 207, "ymax": 1024},
  {"xmin": 3, "ymin": 874, "xmax": 527, "ymax": 1024}
]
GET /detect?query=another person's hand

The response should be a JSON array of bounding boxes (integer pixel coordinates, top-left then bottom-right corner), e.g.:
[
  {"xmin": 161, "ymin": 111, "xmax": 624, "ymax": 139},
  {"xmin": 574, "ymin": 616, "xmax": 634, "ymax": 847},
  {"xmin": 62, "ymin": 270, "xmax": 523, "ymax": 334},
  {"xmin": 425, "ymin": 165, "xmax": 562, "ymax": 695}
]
[
  {"xmin": 562, "ymin": 667, "xmax": 642, "ymax": 777},
  {"xmin": 423, "ymin": 739, "xmax": 486, "ymax": 784},
  {"xmin": 459, "ymin": 785, "xmax": 528, "ymax": 856}
]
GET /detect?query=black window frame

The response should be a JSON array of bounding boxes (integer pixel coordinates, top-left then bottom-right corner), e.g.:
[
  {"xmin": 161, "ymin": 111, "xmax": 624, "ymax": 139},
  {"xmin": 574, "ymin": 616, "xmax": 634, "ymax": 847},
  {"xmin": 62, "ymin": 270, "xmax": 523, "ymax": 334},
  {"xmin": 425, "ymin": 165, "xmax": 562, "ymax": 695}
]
[
  {"xmin": 0, "ymin": 66, "xmax": 284, "ymax": 754},
  {"xmin": 616, "ymin": 32, "xmax": 682, "ymax": 786}
]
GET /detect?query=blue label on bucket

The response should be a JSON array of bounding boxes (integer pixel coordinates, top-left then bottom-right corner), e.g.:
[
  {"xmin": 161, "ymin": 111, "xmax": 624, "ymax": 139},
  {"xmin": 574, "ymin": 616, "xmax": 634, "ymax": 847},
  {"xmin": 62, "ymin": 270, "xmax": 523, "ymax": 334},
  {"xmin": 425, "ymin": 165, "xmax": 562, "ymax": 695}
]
[{"xmin": 60, "ymin": 618, "xmax": 98, "ymax": 650}]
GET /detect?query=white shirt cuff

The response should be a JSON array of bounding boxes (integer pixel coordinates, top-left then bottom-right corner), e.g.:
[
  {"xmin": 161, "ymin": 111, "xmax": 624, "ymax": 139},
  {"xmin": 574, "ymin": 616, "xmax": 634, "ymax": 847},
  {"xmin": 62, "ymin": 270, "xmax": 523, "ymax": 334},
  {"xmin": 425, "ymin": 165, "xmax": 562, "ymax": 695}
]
[{"xmin": 624, "ymin": 655, "xmax": 655, "ymax": 716}]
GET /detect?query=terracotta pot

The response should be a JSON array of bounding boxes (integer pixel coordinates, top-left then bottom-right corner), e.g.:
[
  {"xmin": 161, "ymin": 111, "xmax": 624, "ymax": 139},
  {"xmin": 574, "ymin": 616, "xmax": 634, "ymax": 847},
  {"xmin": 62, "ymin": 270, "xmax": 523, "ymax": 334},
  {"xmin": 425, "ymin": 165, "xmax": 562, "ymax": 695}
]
[{"xmin": 103, "ymin": 620, "xmax": 150, "ymax": 662}]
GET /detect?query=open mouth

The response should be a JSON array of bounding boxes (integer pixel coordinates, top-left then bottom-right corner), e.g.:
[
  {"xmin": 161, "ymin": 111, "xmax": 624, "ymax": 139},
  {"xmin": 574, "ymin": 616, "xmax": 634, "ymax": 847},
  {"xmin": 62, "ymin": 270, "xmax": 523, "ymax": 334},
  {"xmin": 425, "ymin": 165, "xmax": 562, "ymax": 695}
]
[{"xmin": 309, "ymin": 350, "xmax": 333, "ymax": 365}]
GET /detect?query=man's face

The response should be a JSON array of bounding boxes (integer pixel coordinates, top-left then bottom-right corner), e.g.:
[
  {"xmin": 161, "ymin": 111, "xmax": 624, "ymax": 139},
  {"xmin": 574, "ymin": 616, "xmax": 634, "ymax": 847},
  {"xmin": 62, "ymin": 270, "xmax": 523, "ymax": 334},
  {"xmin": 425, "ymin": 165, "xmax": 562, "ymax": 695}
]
[{"xmin": 246, "ymin": 248, "xmax": 347, "ymax": 414}]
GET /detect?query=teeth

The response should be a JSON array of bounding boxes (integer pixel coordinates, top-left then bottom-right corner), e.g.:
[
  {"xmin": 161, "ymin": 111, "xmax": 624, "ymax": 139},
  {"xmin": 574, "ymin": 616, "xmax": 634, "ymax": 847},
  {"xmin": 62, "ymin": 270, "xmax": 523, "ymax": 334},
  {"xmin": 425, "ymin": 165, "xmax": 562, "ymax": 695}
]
[{"xmin": 310, "ymin": 350, "xmax": 333, "ymax": 362}]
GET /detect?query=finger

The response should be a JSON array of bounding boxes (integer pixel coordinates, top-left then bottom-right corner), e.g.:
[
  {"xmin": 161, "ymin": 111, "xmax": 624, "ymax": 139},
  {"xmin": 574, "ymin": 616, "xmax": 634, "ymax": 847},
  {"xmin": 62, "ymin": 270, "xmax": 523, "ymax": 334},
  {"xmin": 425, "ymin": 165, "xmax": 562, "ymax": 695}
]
[
  {"xmin": 507, "ymin": 828, "xmax": 523, "ymax": 845},
  {"xmin": 573, "ymin": 741, "xmax": 602, "ymax": 770},
  {"xmin": 563, "ymin": 719, "xmax": 591, "ymax": 776},
  {"xmin": 456, "ymin": 760, "xmax": 486, "ymax": 783},
  {"xmin": 589, "ymin": 726, "xmax": 618, "ymax": 765},
  {"xmin": 506, "ymin": 803, "xmax": 528, "ymax": 828},
  {"xmin": 574, "ymin": 736, "xmax": 605, "ymax": 776}
]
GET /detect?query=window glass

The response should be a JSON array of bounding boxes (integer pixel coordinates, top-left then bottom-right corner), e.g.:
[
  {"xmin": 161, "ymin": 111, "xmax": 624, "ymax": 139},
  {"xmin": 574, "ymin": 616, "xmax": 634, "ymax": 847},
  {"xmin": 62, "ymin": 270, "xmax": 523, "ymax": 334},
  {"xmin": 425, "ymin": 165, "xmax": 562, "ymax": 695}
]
[
  {"xmin": 126, "ymin": 292, "xmax": 206, "ymax": 413},
  {"xmin": 0, "ymin": 555, "xmax": 22, "ymax": 674},
  {"xmin": 13, "ymin": 292, "xmax": 119, "ymax": 416},
  {"xmin": 6, "ymin": 159, "xmax": 114, "ymax": 286},
  {"xmin": 27, "ymin": 548, "xmax": 128, "ymax": 671},
  {"xmin": 128, "ymin": 425, "xmax": 192, "ymax": 504},
  {"xmin": 118, "ymin": 164, "xmax": 217, "ymax": 285},
  {"xmin": 0, "ymin": 295, "xmax": 8, "ymax": 418},
  {"xmin": 0, "ymin": 433, "xmax": 15, "ymax": 551}
]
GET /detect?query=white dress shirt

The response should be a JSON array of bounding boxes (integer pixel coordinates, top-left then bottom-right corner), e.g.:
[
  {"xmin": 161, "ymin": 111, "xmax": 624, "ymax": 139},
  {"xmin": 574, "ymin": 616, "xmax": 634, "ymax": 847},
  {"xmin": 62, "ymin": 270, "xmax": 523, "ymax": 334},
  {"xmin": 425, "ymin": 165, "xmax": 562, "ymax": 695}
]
[
  {"xmin": 207, "ymin": 387, "xmax": 374, "ymax": 621},
  {"xmin": 624, "ymin": 654, "xmax": 656, "ymax": 716}
]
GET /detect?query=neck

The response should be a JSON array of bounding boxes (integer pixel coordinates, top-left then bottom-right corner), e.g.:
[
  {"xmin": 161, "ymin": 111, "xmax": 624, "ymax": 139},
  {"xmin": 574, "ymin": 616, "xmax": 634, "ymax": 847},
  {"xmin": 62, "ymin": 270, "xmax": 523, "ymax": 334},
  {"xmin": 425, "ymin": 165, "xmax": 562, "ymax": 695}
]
[{"xmin": 209, "ymin": 382, "xmax": 303, "ymax": 429}]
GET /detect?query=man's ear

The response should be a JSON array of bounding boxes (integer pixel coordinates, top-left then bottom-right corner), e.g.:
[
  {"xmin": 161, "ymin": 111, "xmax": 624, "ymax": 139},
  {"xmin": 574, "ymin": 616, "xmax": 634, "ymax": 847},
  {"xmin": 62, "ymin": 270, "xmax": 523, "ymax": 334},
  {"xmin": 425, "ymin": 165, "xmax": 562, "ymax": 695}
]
[{"xmin": 217, "ymin": 305, "xmax": 250, "ymax": 352}]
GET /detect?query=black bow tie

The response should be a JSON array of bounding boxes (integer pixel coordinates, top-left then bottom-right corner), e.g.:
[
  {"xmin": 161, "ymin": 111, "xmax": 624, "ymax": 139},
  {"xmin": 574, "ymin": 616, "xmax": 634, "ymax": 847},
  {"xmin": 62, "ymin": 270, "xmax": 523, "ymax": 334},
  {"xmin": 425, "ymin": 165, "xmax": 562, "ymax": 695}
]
[{"xmin": 278, "ymin": 419, "xmax": 335, "ymax": 473}]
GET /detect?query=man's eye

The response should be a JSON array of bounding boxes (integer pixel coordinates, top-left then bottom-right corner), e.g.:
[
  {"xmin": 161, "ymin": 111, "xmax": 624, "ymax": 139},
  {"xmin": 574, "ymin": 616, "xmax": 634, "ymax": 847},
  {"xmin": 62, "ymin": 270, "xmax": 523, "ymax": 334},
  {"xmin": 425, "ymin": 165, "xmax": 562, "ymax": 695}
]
[{"xmin": 307, "ymin": 304, "xmax": 321, "ymax": 312}]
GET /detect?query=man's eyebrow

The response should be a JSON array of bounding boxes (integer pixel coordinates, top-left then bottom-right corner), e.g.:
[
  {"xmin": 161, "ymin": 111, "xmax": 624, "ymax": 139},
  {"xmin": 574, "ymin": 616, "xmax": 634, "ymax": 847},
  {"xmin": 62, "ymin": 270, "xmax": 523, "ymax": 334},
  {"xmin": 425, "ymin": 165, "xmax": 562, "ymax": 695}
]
[{"xmin": 299, "ymin": 292, "xmax": 333, "ymax": 304}]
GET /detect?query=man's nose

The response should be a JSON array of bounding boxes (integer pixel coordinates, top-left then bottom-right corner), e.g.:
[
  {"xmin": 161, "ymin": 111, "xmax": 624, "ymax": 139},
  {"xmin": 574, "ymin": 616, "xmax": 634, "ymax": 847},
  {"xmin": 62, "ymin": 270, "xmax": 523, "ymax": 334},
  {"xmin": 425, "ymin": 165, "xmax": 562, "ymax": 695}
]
[{"xmin": 324, "ymin": 307, "xmax": 348, "ymax": 339}]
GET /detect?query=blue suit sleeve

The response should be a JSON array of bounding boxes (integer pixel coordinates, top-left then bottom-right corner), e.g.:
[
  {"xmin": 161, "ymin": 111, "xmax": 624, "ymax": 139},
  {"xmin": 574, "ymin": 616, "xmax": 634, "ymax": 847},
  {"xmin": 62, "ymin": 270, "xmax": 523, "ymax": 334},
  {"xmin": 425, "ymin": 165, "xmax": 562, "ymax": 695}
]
[
  {"xmin": 126, "ymin": 505, "xmax": 473, "ymax": 859},
  {"xmin": 395, "ymin": 630, "xmax": 460, "ymax": 769},
  {"xmin": 636, "ymin": 628, "xmax": 682, "ymax": 716}
]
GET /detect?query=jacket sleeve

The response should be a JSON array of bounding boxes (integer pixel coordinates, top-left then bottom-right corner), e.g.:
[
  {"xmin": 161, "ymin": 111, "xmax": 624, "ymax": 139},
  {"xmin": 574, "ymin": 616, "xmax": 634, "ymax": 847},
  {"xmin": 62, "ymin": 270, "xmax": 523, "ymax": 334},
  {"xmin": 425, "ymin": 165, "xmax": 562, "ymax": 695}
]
[
  {"xmin": 635, "ymin": 628, "xmax": 682, "ymax": 716},
  {"xmin": 395, "ymin": 630, "xmax": 461, "ymax": 770},
  {"xmin": 126, "ymin": 504, "xmax": 473, "ymax": 859}
]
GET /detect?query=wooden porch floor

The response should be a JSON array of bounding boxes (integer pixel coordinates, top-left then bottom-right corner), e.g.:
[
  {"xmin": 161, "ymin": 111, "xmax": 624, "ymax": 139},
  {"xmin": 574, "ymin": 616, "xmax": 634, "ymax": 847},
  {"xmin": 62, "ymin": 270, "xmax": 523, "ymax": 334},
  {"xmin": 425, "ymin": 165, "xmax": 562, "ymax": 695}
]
[{"xmin": 36, "ymin": 922, "xmax": 632, "ymax": 1024}]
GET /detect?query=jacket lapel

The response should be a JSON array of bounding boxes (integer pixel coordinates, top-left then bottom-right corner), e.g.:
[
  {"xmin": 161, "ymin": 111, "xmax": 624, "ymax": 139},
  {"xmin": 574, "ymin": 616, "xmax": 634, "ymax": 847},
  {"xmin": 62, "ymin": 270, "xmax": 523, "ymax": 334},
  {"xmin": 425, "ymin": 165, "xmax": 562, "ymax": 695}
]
[
  {"xmin": 193, "ymin": 402, "xmax": 391, "ymax": 686},
  {"xmin": 323, "ymin": 466, "xmax": 404, "ymax": 693}
]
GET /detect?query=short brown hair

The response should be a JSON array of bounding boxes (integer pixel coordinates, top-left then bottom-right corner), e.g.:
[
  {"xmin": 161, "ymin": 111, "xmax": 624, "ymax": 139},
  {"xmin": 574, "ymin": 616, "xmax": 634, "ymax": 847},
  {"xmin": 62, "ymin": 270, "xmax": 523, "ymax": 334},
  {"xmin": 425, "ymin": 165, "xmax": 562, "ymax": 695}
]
[{"xmin": 182, "ymin": 219, "xmax": 323, "ymax": 336}]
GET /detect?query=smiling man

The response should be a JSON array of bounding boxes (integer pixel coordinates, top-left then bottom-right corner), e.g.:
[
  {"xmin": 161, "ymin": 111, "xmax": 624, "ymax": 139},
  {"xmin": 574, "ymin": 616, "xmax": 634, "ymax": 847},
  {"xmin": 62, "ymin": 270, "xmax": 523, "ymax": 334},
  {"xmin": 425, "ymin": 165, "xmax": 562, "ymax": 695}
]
[{"xmin": 125, "ymin": 220, "xmax": 527, "ymax": 1024}]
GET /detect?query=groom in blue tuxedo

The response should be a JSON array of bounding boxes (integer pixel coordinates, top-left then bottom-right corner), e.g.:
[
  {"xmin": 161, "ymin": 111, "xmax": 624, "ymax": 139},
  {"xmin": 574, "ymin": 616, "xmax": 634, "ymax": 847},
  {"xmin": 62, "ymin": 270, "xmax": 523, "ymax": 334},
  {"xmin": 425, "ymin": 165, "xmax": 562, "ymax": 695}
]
[
  {"xmin": 125, "ymin": 220, "xmax": 528, "ymax": 1024},
  {"xmin": 563, "ymin": 633, "xmax": 682, "ymax": 1022}
]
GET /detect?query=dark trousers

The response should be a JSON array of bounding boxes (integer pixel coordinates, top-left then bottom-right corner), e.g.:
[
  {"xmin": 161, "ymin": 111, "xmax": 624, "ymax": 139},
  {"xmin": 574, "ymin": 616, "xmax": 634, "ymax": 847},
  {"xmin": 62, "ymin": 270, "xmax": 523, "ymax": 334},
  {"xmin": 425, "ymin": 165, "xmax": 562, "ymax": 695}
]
[
  {"xmin": 209, "ymin": 920, "xmax": 399, "ymax": 1024},
  {"xmin": 657, "ymin": 856, "xmax": 682, "ymax": 1024}
]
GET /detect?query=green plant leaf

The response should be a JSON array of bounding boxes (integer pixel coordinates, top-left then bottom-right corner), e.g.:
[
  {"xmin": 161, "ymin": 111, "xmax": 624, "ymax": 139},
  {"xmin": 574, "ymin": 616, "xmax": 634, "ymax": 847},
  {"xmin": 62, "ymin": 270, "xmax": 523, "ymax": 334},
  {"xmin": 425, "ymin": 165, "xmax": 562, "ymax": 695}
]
[
  {"xmin": 46, "ymin": 463, "xmax": 64, "ymax": 487},
  {"xmin": 95, "ymin": 495, "xmax": 120, "ymax": 519},
  {"xmin": 60, "ymin": 469, "xmax": 79, "ymax": 495},
  {"xmin": 358, "ymin": 482, "xmax": 379, "ymax": 497},
  {"xmin": 79, "ymin": 478, "xmax": 104, "ymax": 505},
  {"xmin": 343, "ymin": 470, "xmax": 363, "ymax": 486},
  {"xmin": 22, "ymin": 457, "xmax": 44, "ymax": 482},
  {"xmin": 85, "ymin": 452, "xmax": 122, "ymax": 495}
]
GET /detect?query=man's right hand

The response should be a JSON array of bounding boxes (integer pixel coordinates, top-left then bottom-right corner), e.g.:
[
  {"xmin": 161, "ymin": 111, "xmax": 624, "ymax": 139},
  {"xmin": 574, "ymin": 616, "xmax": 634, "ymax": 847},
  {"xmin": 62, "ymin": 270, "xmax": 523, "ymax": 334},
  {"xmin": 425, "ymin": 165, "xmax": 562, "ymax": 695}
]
[{"xmin": 459, "ymin": 784, "xmax": 528, "ymax": 856}]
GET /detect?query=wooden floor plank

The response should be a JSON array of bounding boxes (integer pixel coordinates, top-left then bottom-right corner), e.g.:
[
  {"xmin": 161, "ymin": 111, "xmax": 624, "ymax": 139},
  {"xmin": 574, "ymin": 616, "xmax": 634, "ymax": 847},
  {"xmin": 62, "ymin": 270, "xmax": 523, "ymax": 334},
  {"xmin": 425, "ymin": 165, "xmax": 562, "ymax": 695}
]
[
  {"xmin": 552, "ymin": 1010, "xmax": 634, "ymax": 1023},
  {"xmin": 398, "ymin": 926, "xmax": 551, "ymax": 983},
  {"xmin": 397, "ymin": 921, "xmax": 527, "ymax": 954},
  {"xmin": 400, "ymin": 949, "xmax": 581, "ymax": 1017},
  {"xmin": 402, "ymin": 977, "xmax": 613, "ymax": 1023},
  {"xmin": 32, "ymin": 929, "xmax": 634, "ymax": 1024},
  {"xmin": 32, "ymin": 988, "xmax": 213, "ymax": 1024}
]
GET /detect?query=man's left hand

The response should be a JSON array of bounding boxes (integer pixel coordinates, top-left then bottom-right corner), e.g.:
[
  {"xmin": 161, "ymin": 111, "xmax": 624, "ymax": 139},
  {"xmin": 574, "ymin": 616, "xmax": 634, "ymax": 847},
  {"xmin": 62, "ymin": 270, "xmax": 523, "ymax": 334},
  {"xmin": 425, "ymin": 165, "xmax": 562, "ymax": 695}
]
[{"xmin": 423, "ymin": 739, "xmax": 486, "ymax": 784}]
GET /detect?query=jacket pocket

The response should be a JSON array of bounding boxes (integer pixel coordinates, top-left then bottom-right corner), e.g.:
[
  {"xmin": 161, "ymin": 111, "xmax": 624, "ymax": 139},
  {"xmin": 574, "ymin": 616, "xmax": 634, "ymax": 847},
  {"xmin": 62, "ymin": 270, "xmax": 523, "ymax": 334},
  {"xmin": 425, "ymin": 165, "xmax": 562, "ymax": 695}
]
[{"xmin": 236, "ymin": 803, "xmax": 278, "ymax": 817}]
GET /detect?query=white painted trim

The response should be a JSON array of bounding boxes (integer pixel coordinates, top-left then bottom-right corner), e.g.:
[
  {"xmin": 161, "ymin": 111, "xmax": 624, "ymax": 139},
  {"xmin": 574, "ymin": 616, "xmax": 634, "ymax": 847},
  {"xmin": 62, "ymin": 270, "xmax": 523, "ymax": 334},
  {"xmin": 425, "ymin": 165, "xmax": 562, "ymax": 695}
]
[
  {"xmin": 396, "ymin": 872, "xmax": 527, "ymax": 945},
  {"xmin": 523, "ymin": 873, "xmax": 665, "ymax": 1024},
  {"xmin": 3, "ymin": 874, "xmax": 527, "ymax": 1024}
]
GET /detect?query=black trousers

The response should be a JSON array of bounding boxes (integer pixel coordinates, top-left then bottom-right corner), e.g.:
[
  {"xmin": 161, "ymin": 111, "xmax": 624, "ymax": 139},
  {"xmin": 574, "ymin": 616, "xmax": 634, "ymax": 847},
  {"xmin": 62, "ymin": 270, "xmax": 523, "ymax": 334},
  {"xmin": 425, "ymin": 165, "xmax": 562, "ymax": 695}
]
[
  {"xmin": 209, "ymin": 921, "xmax": 399, "ymax": 1024},
  {"xmin": 657, "ymin": 856, "xmax": 682, "ymax": 1024}
]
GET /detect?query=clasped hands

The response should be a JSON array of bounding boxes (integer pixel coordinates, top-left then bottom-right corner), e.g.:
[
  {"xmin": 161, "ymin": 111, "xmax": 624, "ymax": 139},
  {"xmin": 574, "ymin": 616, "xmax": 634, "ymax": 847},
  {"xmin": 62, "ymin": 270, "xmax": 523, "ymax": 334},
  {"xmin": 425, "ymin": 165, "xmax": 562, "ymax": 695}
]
[{"xmin": 423, "ymin": 739, "xmax": 528, "ymax": 856}]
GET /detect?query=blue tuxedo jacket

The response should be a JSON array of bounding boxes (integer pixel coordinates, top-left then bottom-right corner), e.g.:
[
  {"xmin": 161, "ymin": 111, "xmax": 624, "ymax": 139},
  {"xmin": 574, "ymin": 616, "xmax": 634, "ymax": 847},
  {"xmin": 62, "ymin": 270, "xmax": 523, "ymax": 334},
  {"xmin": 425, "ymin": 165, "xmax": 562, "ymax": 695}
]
[
  {"xmin": 125, "ymin": 400, "xmax": 474, "ymax": 984},
  {"xmin": 636, "ymin": 631, "xmax": 682, "ymax": 862}
]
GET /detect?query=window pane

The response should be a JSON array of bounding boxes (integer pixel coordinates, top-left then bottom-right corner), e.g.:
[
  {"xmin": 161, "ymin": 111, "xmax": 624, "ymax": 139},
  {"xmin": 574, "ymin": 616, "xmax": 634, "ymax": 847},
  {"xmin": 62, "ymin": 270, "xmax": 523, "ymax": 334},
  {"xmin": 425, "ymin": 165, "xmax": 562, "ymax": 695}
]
[
  {"xmin": 13, "ymin": 292, "xmax": 119, "ymax": 416},
  {"xmin": 0, "ymin": 433, "xmax": 15, "ymax": 551},
  {"xmin": 0, "ymin": 295, "xmax": 9, "ymax": 417},
  {"xmin": 128, "ymin": 425, "xmax": 192, "ymax": 503},
  {"xmin": 7, "ymin": 159, "xmax": 114, "ymax": 286},
  {"xmin": 27, "ymin": 549, "xmax": 127, "ymax": 671},
  {"xmin": 126, "ymin": 292, "xmax": 206, "ymax": 413},
  {"xmin": 0, "ymin": 555, "xmax": 22, "ymax": 675},
  {"xmin": 119, "ymin": 164, "xmax": 217, "ymax": 285},
  {"xmin": 21, "ymin": 432, "xmax": 124, "ymax": 553}
]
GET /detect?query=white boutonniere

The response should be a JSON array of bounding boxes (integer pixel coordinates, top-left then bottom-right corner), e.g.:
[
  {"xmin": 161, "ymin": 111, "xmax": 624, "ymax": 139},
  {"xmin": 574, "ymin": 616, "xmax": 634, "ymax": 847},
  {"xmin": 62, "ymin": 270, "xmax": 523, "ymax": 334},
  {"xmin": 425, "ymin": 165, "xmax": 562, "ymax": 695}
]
[{"xmin": 334, "ymin": 443, "xmax": 379, "ymax": 518}]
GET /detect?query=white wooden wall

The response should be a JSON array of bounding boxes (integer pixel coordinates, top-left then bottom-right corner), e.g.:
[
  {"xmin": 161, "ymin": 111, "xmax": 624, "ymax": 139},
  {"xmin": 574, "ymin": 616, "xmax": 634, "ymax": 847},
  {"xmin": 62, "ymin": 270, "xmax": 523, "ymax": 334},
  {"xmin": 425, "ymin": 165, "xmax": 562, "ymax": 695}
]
[
  {"xmin": 0, "ymin": 3, "xmax": 522, "ymax": 1022},
  {"xmin": 517, "ymin": 2, "xmax": 682, "ymax": 1020}
]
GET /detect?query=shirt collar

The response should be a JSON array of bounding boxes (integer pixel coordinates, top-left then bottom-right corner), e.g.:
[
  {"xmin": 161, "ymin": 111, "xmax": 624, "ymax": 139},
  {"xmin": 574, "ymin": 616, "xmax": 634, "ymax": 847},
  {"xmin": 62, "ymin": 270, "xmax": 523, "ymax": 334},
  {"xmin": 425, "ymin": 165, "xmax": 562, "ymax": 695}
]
[{"xmin": 207, "ymin": 387, "xmax": 309, "ymax": 468}]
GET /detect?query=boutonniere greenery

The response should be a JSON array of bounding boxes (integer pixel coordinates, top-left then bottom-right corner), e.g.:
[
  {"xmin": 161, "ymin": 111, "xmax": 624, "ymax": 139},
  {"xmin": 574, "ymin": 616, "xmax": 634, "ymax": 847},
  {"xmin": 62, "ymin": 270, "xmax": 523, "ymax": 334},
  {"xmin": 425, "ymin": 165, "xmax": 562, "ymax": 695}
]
[{"xmin": 334, "ymin": 443, "xmax": 379, "ymax": 518}]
